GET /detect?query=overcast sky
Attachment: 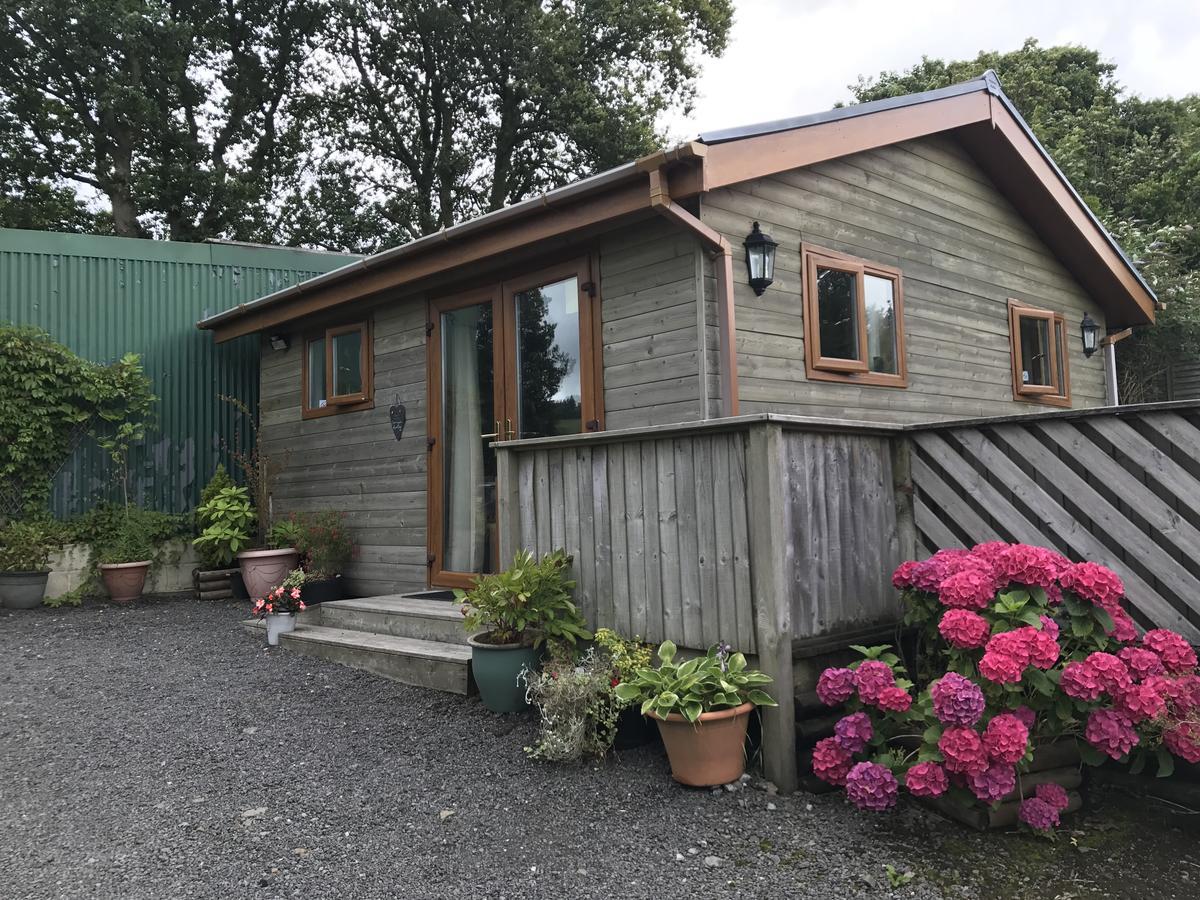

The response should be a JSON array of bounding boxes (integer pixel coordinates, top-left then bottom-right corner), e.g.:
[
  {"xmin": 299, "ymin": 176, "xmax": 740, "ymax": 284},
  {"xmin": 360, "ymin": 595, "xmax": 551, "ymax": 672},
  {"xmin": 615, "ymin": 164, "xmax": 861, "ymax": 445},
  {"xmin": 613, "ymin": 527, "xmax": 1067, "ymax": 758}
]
[{"xmin": 664, "ymin": 0, "xmax": 1198, "ymax": 140}]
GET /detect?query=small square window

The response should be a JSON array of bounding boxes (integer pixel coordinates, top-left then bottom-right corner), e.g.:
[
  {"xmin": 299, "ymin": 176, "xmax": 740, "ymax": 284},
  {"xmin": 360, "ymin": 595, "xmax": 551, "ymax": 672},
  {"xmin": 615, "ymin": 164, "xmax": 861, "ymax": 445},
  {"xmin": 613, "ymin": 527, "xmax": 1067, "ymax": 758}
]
[
  {"xmin": 803, "ymin": 245, "xmax": 906, "ymax": 387},
  {"xmin": 302, "ymin": 321, "xmax": 373, "ymax": 418}
]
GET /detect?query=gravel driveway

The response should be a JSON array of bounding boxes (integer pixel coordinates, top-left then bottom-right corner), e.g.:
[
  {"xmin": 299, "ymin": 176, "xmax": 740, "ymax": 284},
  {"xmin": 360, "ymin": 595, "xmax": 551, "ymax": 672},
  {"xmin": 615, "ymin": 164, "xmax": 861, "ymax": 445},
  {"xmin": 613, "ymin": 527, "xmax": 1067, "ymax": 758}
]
[{"xmin": 2, "ymin": 598, "xmax": 1196, "ymax": 900}]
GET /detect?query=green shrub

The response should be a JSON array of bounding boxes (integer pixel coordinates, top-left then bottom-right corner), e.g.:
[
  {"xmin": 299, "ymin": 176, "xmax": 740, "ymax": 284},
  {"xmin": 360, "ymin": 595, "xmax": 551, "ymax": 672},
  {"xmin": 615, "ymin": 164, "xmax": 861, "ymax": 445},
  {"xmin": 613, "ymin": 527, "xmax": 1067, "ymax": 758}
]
[
  {"xmin": 93, "ymin": 514, "xmax": 158, "ymax": 564},
  {"xmin": 0, "ymin": 520, "xmax": 53, "ymax": 571},
  {"xmin": 267, "ymin": 518, "xmax": 302, "ymax": 550},
  {"xmin": 193, "ymin": 486, "xmax": 255, "ymax": 567},
  {"xmin": 615, "ymin": 641, "xmax": 778, "ymax": 723},
  {"xmin": 454, "ymin": 548, "xmax": 591, "ymax": 650},
  {"xmin": 286, "ymin": 510, "xmax": 354, "ymax": 577}
]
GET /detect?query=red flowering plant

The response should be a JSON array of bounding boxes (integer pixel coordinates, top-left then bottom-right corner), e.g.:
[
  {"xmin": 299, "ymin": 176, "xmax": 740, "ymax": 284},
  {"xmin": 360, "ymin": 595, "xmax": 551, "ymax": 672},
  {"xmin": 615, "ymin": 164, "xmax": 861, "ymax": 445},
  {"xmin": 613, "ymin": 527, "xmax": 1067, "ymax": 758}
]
[
  {"xmin": 815, "ymin": 542, "xmax": 1200, "ymax": 833},
  {"xmin": 278, "ymin": 511, "xmax": 355, "ymax": 579},
  {"xmin": 250, "ymin": 567, "xmax": 309, "ymax": 618}
]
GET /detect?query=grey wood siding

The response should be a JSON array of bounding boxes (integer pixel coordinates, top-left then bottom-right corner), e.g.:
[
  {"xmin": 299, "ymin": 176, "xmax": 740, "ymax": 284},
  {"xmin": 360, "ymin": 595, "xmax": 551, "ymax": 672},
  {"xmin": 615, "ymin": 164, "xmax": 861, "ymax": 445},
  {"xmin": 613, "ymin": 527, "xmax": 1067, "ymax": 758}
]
[
  {"xmin": 259, "ymin": 299, "xmax": 429, "ymax": 596},
  {"xmin": 598, "ymin": 219, "xmax": 712, "ymax": 427},
  {"xmin": 699, "ymin": 134, "xmax": 1110, "ymax": 423}
]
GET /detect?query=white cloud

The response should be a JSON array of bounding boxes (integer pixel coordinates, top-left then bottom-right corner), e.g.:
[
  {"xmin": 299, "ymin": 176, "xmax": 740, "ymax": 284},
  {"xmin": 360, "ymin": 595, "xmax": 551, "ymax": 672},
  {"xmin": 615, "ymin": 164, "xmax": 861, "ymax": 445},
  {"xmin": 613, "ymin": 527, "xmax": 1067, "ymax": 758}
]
[{"xmin": 664, "ymin": 0, "xmax": 1197, "ymax": 141}]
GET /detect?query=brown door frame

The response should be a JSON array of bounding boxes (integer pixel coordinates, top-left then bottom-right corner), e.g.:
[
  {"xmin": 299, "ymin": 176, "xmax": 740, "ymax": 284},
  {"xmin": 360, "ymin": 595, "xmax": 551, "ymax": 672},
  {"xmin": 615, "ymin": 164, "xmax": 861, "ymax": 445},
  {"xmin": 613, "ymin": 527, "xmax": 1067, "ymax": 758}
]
[{"xmin": 426, "ymin": 254, "xmax": 604, "ymax": 588}]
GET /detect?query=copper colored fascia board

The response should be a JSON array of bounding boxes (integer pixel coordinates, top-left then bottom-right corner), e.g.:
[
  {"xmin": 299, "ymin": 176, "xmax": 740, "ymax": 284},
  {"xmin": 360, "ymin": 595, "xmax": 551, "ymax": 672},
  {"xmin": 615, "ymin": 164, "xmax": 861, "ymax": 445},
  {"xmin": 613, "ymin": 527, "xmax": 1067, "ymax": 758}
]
[
  {"xmin": 210, "ymin": 180, "xmax": 651, "ymax": 342},
  {"xmin": 699, "ymin": 91, "xmax": 992, "ymax": 191}
]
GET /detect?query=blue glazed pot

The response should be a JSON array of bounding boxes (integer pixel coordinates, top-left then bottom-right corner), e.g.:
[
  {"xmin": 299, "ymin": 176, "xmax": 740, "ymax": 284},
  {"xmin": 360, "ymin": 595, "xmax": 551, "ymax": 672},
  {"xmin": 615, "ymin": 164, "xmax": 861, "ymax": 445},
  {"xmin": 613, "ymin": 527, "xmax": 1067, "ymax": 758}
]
[{"xmin": 468, "ymin": 632, "xmax": 541, "ymax": 713}]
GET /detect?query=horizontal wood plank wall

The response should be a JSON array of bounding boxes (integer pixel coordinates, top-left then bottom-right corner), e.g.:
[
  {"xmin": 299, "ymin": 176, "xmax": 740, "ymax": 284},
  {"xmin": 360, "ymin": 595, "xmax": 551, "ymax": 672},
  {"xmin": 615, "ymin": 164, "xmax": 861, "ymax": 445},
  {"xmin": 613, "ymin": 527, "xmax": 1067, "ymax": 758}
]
[
  {"xmin": 508, "ymin": 428, "xmax": 757, "ymax": 652},
  {"xmin": 259, "ymin": 299, "xmax": 429, "ymax": 595},
  {"xmin": 699, "ymin": 134, "xmax": 1109, "ymax": 423},
  {"xmin": 1168, "ymin": 361, "xmax": 1200, "ymax": 401},
  {"xmin": 781, "ymin": 427, "xmax": 904, "ymax": 637},
  {"xmin": 909, "ymin": 403, "xmax": 1200, "ymax": 642},
  {"xmin": 599, "ymin": 219, "xmax": 710, "ymax": 428}
]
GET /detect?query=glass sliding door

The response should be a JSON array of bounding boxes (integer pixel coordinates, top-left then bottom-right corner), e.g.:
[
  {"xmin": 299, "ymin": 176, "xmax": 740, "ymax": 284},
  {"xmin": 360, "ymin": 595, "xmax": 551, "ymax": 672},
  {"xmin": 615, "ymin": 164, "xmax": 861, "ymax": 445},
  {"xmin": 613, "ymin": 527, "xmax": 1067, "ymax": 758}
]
[{"xmin": 428, "ymin": 257, "xmax": 601, "ymax": 587}]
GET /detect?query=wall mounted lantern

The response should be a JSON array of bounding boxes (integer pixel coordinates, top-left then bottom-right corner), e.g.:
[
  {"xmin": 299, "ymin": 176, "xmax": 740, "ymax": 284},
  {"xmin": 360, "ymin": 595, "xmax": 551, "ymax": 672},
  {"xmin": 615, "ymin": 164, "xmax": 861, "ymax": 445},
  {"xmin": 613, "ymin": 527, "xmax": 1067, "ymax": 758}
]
[
  {"xmin": 268, "ymin": 334, "xmax": 289, "ymax": 352},
  {"xmin": 743, "ymin": 221, "xmax": 778, "ymax": 296},
  {"xmin": 1080, "ymin": 313, "xmax": 1100, "ymax": 358}
]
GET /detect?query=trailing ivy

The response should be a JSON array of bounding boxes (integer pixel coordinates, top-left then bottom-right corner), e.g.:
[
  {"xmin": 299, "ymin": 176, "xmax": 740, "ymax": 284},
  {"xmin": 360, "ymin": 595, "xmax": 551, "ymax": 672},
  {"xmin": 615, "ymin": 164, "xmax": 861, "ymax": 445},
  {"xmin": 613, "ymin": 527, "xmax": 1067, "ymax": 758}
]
[{"xmin": 0, "ymin": 325, "xmax": 156, "ymax": 517}]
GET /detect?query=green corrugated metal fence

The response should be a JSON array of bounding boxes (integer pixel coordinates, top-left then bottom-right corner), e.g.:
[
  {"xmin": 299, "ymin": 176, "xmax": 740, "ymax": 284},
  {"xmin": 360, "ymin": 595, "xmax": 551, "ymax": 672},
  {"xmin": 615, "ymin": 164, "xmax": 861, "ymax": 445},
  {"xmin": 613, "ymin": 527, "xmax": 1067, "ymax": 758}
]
[{"xmin": 0, "ymin": 228, "xmax": 359, "ymax": 516}]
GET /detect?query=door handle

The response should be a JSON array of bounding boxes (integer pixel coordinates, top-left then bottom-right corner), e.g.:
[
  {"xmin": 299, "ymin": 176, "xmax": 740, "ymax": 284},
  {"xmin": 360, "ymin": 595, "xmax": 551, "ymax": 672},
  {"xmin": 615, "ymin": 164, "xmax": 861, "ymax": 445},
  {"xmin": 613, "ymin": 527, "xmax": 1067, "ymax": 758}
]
[
  {"xmin": 481, "ymin": 419, "xmax": 502, "ymax": 440},
  {"xmin": 505, "ymin": 418, "xmax": 516, "ymax": 440}
]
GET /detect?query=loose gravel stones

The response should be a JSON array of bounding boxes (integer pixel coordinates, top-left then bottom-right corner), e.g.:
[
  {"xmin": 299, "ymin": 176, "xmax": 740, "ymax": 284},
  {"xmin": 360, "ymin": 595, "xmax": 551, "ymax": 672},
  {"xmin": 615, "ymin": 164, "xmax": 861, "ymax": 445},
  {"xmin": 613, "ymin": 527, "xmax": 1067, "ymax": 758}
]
[{"xmin": 0, "ymin": 598, "xmax": 1194, "ymax": 899}]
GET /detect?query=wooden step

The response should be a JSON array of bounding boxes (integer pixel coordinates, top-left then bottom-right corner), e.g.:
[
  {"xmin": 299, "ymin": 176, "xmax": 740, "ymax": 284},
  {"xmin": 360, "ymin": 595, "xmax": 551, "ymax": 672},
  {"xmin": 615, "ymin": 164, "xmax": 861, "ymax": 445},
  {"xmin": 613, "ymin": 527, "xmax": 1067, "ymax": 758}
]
[
  {"xmin": 318, "ymin": 595, "xmax": 468, "ymax": 644},
  {"xmin": 242, "ymin": 620, "xmax": 472, "ymax": 695}
]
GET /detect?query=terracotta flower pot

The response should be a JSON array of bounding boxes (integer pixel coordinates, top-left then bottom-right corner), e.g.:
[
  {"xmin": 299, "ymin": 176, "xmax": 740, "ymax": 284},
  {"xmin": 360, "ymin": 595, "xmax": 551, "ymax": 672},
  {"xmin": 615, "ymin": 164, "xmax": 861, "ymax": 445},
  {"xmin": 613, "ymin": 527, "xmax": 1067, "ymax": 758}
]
[
  {"xmin": 237, "ymin": 548, "xmax": 299, "ymax": 599},
  {"xmin": 651, "ymin": 701, "xmax": 754, "ymax": 786},
  {"xmin": 99, "ymin": 561, "xmax": 151, "ymax": 603}
]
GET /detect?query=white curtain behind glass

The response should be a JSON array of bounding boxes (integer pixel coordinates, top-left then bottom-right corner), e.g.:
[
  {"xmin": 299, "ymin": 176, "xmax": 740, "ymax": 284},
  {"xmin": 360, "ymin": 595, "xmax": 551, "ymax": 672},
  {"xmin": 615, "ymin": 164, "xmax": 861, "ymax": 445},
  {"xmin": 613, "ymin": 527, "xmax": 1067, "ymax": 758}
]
[{"xmin": 443, "ymin": 309, "xmax": 485, "ymax": 572}]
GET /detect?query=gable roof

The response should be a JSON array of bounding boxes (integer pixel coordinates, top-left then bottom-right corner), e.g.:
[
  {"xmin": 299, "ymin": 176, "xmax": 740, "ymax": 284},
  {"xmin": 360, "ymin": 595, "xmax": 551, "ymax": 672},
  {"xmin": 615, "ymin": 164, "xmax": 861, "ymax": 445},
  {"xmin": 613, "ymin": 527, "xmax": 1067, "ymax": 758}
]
[{"xmin": 200, "ymin": 71, "xmax": 1155, "ymax": 342}]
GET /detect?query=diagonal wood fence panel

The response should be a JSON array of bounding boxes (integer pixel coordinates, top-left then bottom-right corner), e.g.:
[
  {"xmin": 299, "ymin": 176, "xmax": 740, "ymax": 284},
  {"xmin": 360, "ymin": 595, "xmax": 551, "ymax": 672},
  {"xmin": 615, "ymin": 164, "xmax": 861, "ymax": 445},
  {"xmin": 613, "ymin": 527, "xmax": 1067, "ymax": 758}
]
[{"xmin": 909, "ymin": 402, "xmax": 1200, "ymax": 643}]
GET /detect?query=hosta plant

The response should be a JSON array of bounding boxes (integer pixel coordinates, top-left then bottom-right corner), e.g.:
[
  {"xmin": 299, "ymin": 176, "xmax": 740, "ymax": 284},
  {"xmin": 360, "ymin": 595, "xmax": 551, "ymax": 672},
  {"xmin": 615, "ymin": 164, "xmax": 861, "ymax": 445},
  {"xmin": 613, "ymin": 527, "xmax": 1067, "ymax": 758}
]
[
  {"xmin": 814, "ymin": 542, "xmax": 1200, "ymax": 834},
  {"xmin": 615, "ymin": 640, "xmax": 778, "ymax": 723}
]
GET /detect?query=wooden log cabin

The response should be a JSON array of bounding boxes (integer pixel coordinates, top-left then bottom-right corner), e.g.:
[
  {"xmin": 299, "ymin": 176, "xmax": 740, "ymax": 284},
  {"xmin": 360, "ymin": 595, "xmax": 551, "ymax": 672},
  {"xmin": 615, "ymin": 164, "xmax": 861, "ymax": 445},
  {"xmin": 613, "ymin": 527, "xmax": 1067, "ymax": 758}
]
[{"xmin": 200, "ymin": 71, "xmax": 1154, "ymax": 599}]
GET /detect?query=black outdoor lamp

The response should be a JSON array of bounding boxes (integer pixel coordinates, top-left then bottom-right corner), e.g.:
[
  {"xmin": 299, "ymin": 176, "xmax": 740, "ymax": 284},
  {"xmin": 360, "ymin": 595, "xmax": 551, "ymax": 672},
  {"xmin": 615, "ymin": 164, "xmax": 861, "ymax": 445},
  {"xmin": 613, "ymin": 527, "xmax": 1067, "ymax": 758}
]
[
  {"xmin": 743, "ymin": 221, "xmax": 778, "ymax": 296},
  {"xmin": 268, "ymin": 333, "xmax": 289, "ymax": 352},
  {"xmin": 1080, "ymin": 313, "xmax": 1100, "ymax": 358}
]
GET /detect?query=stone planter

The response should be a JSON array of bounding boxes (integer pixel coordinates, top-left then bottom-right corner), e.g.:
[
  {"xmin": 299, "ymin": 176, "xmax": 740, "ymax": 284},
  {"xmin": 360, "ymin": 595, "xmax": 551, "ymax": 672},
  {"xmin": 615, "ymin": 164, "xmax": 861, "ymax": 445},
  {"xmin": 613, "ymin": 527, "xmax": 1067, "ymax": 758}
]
[
  {"xmin": 651, "ymin": 702, "xmax": 754, "ymax": 787},
  {"xmin": 265, "ymin": 612, "xmax": 297, "ymax": 646},
  {"xmin": 99, "ymin": 561, "xmax": 151, "ymax": 603},
  {"xmin": 467, "ymin": 632, "xmax": 541, "ymax": 713},
  {"xmin": 0, "ymin": 571, "xmax": 50, "ymax": 609},
  {"xmin": 237, "ymin": 548, "xmax": 299, "ymax": 600},
  {"xmin": 923, "ymin": 739, "xmax": 1083, "ymax": 830}
]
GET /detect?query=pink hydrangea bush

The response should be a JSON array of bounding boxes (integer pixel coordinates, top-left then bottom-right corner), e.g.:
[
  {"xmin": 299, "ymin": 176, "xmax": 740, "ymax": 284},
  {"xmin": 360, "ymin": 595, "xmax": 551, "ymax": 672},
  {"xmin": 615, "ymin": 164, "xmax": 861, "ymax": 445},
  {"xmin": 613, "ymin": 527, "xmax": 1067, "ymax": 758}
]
[{"xmin": 812, "ymin": 542, "xmax": 1200, "ymax": 831}]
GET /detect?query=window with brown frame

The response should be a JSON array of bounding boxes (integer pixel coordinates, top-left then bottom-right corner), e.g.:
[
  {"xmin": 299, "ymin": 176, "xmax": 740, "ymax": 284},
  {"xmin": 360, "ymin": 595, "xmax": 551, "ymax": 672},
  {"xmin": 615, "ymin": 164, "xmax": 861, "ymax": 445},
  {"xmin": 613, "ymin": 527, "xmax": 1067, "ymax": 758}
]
[
  {"xmin": 301, "ymin": 320, "xmax": 374, "ymax": 419},
  {"xmin": 1008, "ymin": 301, "xmax": 1070, "ymax": 407},
  {"xmin": 802, "ymin": 245, "xmax": 907, "ymax": 387}
]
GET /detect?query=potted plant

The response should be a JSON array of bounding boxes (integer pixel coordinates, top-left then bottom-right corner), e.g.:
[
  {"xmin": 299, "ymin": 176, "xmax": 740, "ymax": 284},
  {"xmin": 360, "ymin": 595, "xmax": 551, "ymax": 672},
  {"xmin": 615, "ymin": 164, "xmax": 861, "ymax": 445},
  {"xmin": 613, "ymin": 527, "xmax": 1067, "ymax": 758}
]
[
  {"xmin": 454, "ymin": 548, "xmax": 592, "ymax": 713},
  {"xmin": 193, "ymin": 485, "xmax": 296, "ymax": 600},
  {"xmin": 291, "ymin": 511, "xmax": 354, "ymax": 604},
  {"xmin": 95, "ymin": 515, "xmax": 157, "ymax": 603},
  {"xmin": 0, "ymin": 520, "xmax": 53, "ymax": 609},
  {"xmin": 192, "ymin": 464, "xmax": 242, "ymax": 599},
  {"xmin": 594, "ymin": 627, "xmax": 658, "ymax": 749},
  {"xmin": 520, "ymin": 648, "xmax": 622, "ymax": 761},
  {"xmin": 616, "ymin": 640, "xmax": 778, "ymax": 786},
  {"xmin": 253, "ymin": 567, "xmax": 308, "ymax": 646}
]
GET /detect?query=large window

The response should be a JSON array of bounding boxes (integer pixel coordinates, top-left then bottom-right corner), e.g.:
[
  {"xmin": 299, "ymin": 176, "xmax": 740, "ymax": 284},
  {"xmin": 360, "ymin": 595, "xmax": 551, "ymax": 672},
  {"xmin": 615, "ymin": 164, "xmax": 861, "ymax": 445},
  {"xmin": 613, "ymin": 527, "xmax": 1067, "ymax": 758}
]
[
  {"xmin": 802, "ymin": 245, "xmax": 906, "ymax": 387},
  {"xmin": 1009, "ymin": 301, "xmax": 1070, "ymax": 406},
  {"xmin": 301, "ymin": 320, "xmax": 373, "ymax": 418}
]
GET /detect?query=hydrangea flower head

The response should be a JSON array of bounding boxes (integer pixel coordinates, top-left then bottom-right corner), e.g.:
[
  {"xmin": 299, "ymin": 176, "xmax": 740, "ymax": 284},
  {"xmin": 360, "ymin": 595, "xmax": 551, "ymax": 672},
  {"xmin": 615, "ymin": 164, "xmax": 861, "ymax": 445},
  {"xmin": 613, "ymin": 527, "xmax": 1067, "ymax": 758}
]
[
  {"xmin": 853, "ymin": 660, "xmax": 896, "ymax": 704},
  {"xmin": 1019, "ymin": 797, "xmax": 1061, "ymax": 831},
  {"xmin": 1085, "ymin": 652, "xmax": 1132, "ymax": 693},
  {"xmin": 1118, "ymin": 646, "xmax": 1165, "ymax": 680},
  {"xmin": 1012, "ymin": 706, "xmax": 1037, "ymax": 730},
  {"xmin": 983, "ymin": 713, "xmax": 1029, "ymax": 764},
  {"xmin": 844, "ymin": 762, "xmax": 899, "ymax": 812},
  {"xmin": 979, "ymin": 649, "xmax": 1025, "ymax": 684},
  {"xmin": 995, "ymin": 543, "xmax": 1069, "ymax": 592},
  {"xmin": 1115, "ymin": 682, "xmax": 1167, "ymax": 723},
  {"xmin": 892, "ymin": 560, "xmax": 920, "ymax": 590},
  {"xmin": 816, "ymin": 667, "xmax": 856, "ymax": 706},
  {"xmin": 1039, "ymin": 615, "xmax": 1060, "ymax": 640},
  {"xmin": 1026, "ymin": 628, "xmax": 1060, "ymax": 670},
  {"xmin": 1108, "ymin": 610, "xmax": 1138, "ymax": 644},
  {"xmin": 969, "ymin": 761, "xmax": 1016, "ymax": 804},
  {"xmin": 811, "ymin": 737, "xmax": 854, "ymax": 786},
  {"xmin": 904, "ymin": 762, "xmax": 949, "ymax": 798},
  {"xmin": 1060, "ymin": 660, "xmax": 1104, "ymax": 701},
  {"xmin": 909, "ymin": 549, "xmax": 973, "ymax": 593},
  {"xmin": 1084, "ymin": 708, "xmax": 1139, "ymax": 760},
  {"xmin": 1059, "ymin": 561, "xmax": 1125, "ymax": 613},
  {"xmin": 834, "ymin": 712, "xmax": 873, "ymax": 754},
  {"xmin": 930, "ymin": 672, "xmax": 985, "ymax": 726},
  {"xmin": 1036, "ymin": 782, "xmax": 1070, "ymax": 812},
  {"xmin": 874, "ymin": 686, "xmax": 913, "ymax": 713},
  {"xmin": 1164, "ymin": 722, "xmax": 1200, "ymax": 764},
  {"xmin": 1142, "ymin": 629, "xmax": 1198, "ymax": 674},
  {"xmin": 939, "ymin": 609, "xmax": 991, "ymax": 649},
  {"xmin": 938, "ymin": 560, "xmax": 999, "ymax": 610},
  {"xmin": 939, "ymin": 726, "xmax": 989, "ymax": 776}
]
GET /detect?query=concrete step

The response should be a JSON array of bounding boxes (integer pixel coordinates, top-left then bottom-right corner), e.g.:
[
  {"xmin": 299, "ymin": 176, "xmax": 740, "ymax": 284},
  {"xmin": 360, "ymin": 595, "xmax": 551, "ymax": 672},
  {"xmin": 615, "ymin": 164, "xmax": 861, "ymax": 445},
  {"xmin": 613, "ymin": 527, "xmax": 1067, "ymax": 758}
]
[
  {"xmin": 318, "ymin": 595, "xmax": 468, "ymax": 644},
  {"xmin": 242, "ymin": 620, "xmax": 472, "ymax": 695}
]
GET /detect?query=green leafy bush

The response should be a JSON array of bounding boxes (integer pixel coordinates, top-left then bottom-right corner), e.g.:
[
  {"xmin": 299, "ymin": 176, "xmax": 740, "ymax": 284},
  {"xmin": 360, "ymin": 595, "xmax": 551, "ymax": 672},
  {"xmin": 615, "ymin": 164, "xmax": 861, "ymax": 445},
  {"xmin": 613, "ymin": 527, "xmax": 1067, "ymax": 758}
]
[
  {"xmin": 454, "ymin": 548, "xmax": 592, "ymax": 649},
  {"xmin": 93, "ymin": 514, "xmax": 158, "ymax": 564},
  {"xmin": 0, "ymin": 520, "xmax": 53, "ymax": 571},
  {"xmin": 615, "ymin": 641, "xmax": 778, "ymax": 723},
  {"xmin": 280, "ymin": 510, "xmax": 354, "ymax": 577},
  {"xmin": 193, "ymin": 486, "xmax": 255, "ymax": 567},
  {"xmin": 594, "ymin": 627, "xmax": 653, "ymax": 699},
  {"xmin": 267, "ymin": 518, "xmax": 302, "ymax": 550},
  {"xmin": 0, "ymin": 325, "xmax": 155, "ymax": 516}
]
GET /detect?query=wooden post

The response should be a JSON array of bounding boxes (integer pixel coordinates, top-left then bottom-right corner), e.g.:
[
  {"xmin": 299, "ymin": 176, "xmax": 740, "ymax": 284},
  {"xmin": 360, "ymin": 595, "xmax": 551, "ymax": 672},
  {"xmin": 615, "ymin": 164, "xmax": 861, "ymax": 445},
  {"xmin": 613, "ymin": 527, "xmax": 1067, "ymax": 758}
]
[
  {"xmin": 495, "ymin": 445, "xmax": 521, "ymax": 566},
  {"xmin": 891, "ymin": 434, "xmax": 917, "ymax": 562},
  {"xmin": 745, "ymin": 421, "xmax": 798, "ymax": 793}
]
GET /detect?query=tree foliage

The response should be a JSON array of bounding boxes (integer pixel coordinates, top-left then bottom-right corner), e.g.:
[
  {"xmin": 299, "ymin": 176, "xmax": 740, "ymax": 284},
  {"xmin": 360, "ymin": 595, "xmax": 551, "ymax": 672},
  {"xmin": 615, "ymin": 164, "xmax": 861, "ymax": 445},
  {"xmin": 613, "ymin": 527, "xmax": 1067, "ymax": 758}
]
[
  {"xmin": 278, "ymin": 0, "xmax": 733, "ymax": 252},
  {"xmin": 0, "ymin": 325, "xmax": 156, "ymax": 519},
  {"xmin": 0, "ymin": 0, "xmax": 324, "ymax": 240},
  {"xmin": 851, "ymin": 39, "xmax": 1200, "ymax": 400}
]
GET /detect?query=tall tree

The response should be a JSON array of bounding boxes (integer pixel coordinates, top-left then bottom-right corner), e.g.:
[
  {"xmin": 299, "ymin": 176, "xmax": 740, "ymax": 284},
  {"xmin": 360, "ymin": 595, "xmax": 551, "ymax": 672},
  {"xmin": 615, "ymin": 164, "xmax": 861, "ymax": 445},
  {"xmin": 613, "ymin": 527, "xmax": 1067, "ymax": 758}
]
[
  {"xmin": 850, "ymin": 39, "xmax": 1200, "ymax": 402},
  {"xmin": 280, "ymin": 0, "xmax": 733, "ymax": 253},
  {"xmin": 0, "ymin": 0, "xmax": 323, "ymax": 240}
]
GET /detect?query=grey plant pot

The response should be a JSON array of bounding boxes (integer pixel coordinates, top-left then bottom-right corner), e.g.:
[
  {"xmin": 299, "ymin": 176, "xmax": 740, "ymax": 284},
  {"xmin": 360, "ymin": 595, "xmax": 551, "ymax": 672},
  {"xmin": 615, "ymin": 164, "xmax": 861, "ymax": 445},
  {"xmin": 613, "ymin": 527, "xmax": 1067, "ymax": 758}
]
[{"xmin": 0, "ymin": 571, "xmax": 50, "ymax": 609}]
